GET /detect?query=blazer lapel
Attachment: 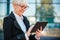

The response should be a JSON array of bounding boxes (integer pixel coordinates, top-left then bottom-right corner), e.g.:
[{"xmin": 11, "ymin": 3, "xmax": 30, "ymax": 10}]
[
  {"xmin": 9, "ymin": 11, "xmax": 30, "ymax": 31},
  {"xmin": 23, "ymin": 16, "xmax": 30, "ymax": 31},
  {"xmin": 14, "ymin": 20, "xmax": 22, "ymax": 30},
  {"xmin": 9, "ymin": 12, "xmax": 22, "ymax": 30}
]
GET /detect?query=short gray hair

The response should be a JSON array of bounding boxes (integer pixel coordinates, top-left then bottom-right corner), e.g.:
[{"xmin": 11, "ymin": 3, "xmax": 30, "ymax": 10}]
[{"xmin": 12, "ymin": 0, "xmax": 28, "ymax": 5}]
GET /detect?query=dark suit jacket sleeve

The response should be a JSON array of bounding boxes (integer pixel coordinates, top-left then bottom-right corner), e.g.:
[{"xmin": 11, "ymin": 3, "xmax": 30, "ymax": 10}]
[
  {"xmin": 29, "ymin": 34, "xmax": 37, "ymax": 40},
  {"xmin": 3, "ymin": 17, "xmax": 26, "ymax": 40}
]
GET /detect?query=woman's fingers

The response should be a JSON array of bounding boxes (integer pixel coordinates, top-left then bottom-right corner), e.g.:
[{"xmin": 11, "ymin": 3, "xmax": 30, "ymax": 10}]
[
  {"xmin": 36, "ymin": 29, "xmax": 42, "ymax": 33},
  {"xmin": 28, "ymin": 25, "xmax": 34, "ymax": 32},
  {"xmin": 40, "ymin": 26, "xmax": 42, "ymax": 31}
]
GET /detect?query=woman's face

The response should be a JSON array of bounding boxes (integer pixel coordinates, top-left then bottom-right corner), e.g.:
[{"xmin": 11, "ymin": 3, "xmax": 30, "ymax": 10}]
[{"xmin": 13, "ymin": 3, "xmax": 28, "ymax": 16}]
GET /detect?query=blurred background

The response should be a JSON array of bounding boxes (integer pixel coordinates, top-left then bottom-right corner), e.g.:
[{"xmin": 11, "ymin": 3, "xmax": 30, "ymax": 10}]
[{"xmin": 0, "ymin": 0, "xmax": 60, "ymax": 40}]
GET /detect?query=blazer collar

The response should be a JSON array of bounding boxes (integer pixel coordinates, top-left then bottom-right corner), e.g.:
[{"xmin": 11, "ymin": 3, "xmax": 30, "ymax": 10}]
[
  {"xmin": 9, "ymin": 11, "xmax": 16, "ymax": 20},
  {"xmin": 9, "ymin": 11, "xmax": 28, "ymax": 31}
]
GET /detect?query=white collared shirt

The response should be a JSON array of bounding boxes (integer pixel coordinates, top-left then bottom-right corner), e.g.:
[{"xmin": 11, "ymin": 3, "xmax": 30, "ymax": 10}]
[
  {"xmin": 13, "ymin": 12, "xmax": 26, "ymax": 33},
  {"xmin": 13, "ymin": 11, "xmax": 29, "ymax": 40}
]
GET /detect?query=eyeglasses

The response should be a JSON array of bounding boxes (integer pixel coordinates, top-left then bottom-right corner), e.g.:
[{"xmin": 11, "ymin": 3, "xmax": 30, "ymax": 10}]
[
  {"xmin": 15, "ymin": 4, "xmax": 29, "ymax": 9},
  {"xmin": 20, "ymin": 5, "xmax": 29, "ymax": 9}
]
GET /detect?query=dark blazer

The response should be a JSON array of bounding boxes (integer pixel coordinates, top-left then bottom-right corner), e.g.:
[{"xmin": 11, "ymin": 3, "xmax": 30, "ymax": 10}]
[{"xmin": 3, "ymin": 12, "xmax": 37, "ymax": 40}]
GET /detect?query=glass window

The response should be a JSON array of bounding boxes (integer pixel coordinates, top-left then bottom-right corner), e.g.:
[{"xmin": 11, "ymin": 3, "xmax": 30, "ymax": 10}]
[
  {"xmin": 0, "ymin": 0, "xmax": 7, "ymax": 29},
  {"xmin": 0, "ymin": 3, "xmax": 7, "ymax": 16},
  {"xmin": 36, "ymin": 0, "xmax": 60, "ymax": 37},
  {"xmin": 0, "ymin": 0, "xmax": 7, "ymax": 2},
  {"xmin": 0, "ymin": 0, "xmax": 7, "ymax": 40}
]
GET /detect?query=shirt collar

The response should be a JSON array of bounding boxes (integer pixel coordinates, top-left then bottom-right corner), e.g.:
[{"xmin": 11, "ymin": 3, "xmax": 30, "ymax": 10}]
[{"xmin": 13, "ymin": 11, "xmax": 23, "ymax": 20}]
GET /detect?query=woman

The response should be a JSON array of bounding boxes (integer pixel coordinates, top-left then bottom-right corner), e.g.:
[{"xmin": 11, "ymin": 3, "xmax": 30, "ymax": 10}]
[{"xmin": 3, "ymin": 0, "xmax": 42, "ymax": 40}]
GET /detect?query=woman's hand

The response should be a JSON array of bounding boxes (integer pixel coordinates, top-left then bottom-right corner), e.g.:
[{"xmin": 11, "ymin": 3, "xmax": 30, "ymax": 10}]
[
  {"xmin": 26, "ymin": 25, "xmax": 34, "ymax": 37},
  {"xmin": 35, "ymin": 26, "xmax": 42, "ymax": 38}
]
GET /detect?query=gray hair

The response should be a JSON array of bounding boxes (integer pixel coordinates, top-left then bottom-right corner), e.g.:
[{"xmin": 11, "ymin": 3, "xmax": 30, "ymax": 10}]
[{"xmin": 12, "ymin": 0, "xmax": 28, "ymax": 5}]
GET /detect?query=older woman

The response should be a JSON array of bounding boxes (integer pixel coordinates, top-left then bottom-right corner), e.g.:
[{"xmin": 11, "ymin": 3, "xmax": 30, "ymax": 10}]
[{"xmin": 3, "ymin": 0, "xmax": 42, "ymax": 40}]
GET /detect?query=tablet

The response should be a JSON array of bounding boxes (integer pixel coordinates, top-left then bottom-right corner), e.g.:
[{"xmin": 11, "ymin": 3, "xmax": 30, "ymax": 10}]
[{"xmin": 31, "ymin": 22, "xmax": 48, "ymax": 33}]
